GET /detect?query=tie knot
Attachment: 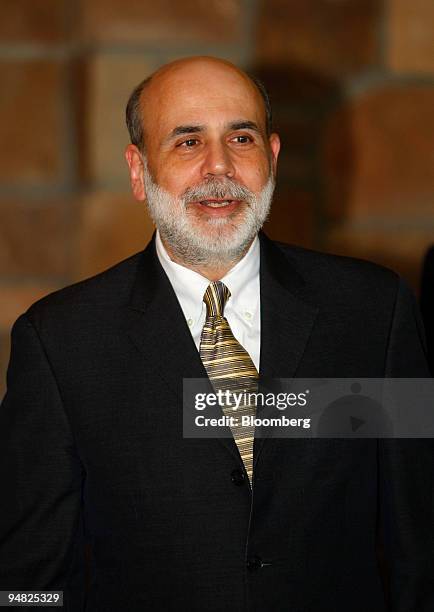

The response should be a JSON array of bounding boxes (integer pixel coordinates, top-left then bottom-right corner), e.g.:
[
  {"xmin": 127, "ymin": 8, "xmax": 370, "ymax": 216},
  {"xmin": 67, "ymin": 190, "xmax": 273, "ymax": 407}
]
[{"xmin": 203, "ymin": 281, "xmax": 231, "ymax": 317}]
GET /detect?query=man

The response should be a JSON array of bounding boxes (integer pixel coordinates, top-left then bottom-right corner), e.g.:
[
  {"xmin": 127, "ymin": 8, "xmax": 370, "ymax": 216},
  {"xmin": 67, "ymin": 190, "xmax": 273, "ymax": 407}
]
[{"xmin": 0, "ymin": 57, "xmax": 432, "ymax": 611}]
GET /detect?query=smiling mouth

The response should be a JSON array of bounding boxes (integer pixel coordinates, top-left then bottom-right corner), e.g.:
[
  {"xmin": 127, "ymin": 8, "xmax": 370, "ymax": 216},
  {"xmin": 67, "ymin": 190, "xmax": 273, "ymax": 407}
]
[{"xmin": 196, "ymin": 199, "xmax": 240, "ymax": 208}]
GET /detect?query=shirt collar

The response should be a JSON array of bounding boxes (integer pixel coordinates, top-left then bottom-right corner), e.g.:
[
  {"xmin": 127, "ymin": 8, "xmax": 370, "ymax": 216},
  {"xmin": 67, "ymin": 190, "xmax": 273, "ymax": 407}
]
[{"xmin": 155, "ymin": 230, "xmax": 260, "ymax": 320}]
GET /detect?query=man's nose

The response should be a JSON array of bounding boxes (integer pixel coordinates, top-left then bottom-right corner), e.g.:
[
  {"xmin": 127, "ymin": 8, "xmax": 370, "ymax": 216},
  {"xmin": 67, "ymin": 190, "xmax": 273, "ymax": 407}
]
[{"xmin": 200, "ymin": 141, "xmax": 235, "ymax": 178}]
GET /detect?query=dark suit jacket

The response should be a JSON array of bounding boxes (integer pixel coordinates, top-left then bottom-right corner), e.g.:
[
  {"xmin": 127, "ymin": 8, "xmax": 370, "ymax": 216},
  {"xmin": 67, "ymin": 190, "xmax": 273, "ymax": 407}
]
[
  {"xmin": 1, "ymin": 232, "xmax": 433, "ymax": 611},
  {"xmin": 421, "ymin": 245, "xmax": 434, "ymax": 375}
]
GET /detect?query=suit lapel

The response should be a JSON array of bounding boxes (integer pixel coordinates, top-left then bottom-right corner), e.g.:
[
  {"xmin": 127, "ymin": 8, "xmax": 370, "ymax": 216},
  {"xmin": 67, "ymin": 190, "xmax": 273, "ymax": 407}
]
[
  {"xmin": 258, "ymin": 232, "xmax": 319, "ymax": 379},
  {"xmin": 124, "ymin": 235, "xmax": 205, "ymax": 386},
  {"xmin": 255, "ymin": 232, "xmax": 319, "ymax": 466},
  {"xmin": 123, "ymin": 234, "xmax": 241, "ymax": 463}
]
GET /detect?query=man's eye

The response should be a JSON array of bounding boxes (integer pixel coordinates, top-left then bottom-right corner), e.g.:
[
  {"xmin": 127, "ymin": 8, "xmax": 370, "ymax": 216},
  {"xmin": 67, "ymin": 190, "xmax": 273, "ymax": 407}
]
[
  {"xmin": 179, "ymin": 139, "xmax": 198, "ymax": 147},
  {"xmin": 233, "ymin": 135, "xmax": 252, "ymax": 144}
]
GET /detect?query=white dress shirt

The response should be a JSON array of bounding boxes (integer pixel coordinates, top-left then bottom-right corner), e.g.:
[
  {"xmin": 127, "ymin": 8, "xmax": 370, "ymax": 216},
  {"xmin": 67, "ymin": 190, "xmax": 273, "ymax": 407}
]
[{"xmin": 155, "ymin": 230, "xmax": 261, "ymax": 371}]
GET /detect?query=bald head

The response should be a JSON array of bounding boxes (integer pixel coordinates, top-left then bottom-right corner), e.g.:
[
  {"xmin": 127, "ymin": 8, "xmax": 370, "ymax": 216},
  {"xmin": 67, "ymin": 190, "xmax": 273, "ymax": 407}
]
[{"xmin": 126, "ymin": 56, "xmax": 272, "ymax": 152}]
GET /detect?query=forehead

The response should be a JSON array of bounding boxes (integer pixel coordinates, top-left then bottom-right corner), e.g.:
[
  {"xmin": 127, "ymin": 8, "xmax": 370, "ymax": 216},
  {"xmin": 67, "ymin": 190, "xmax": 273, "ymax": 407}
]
[{"xmin": 141, "ymin": 63, "xmax": 266, "ymax": 140}]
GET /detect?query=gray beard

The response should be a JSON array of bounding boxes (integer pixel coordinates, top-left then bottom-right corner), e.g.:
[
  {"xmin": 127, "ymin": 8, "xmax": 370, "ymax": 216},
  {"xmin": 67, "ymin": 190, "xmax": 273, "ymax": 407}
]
[{"xmin": 142, "ymin": 160, "xmax": 275, "ymax": 268}]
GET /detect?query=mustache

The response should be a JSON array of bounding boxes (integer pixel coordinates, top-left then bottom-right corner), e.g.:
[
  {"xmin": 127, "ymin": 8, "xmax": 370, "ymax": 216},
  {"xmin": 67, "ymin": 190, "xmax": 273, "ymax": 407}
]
[{"xmin": 181, "ymin": 178, "xmax": 255, "ymax": 202}]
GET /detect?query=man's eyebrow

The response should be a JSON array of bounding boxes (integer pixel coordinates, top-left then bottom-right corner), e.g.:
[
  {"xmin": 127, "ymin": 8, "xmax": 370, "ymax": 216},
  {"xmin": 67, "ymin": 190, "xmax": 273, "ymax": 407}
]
[
  {"xmin": 227, "ymin": 120, "xmax": 261, "ymax": 133},
  {"xmin": 166, "ymin": 125, "xmax": 205, "ymax": 141}
]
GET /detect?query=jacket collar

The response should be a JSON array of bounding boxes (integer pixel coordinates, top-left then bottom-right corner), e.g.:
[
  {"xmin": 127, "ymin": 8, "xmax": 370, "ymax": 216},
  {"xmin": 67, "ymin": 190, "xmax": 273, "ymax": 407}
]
[{"xmin": 258, "ymin": 231, "xmax": 319, "ymax": 379}]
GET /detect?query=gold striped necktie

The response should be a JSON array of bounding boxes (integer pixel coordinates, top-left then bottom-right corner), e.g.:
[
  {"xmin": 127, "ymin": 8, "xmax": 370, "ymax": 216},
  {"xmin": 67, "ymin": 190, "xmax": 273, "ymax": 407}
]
[{"xmin": 199, "ymin": 281, "xmax": 258, "ymax": 485}]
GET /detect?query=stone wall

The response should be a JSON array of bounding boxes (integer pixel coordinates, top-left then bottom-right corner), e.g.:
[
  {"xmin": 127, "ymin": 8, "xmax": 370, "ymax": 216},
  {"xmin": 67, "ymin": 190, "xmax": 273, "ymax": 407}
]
[{"xmin": 1, "ymin": 0, "xmax": 433, "ymax": 394}]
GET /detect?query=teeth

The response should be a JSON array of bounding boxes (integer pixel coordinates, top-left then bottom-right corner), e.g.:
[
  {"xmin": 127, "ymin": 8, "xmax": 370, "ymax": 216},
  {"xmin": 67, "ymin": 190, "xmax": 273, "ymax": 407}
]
[{"xmin": 201, "ymin": 200, "xmax": 233, "ymax": 208}]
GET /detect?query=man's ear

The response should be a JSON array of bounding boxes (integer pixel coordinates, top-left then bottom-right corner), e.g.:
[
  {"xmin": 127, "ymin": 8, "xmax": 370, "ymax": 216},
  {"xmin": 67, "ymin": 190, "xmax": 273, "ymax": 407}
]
[
  {"xmin": 268, "ymin": 133, "xmax": 280, "ymax": 175},
  {"xmin": 125, "ymin": 145, "xmax": 146, "ymax": 201}
]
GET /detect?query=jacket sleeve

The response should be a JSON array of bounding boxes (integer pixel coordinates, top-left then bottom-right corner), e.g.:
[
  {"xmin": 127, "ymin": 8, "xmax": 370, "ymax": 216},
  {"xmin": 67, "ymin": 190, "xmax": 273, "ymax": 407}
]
[
  {"xmin": 0, "ymin": 313, "xmax": 85, "ymax": 608},
  {"xmin": 378, "ymin": 278, "xmax": 434, "ymax": 611}
]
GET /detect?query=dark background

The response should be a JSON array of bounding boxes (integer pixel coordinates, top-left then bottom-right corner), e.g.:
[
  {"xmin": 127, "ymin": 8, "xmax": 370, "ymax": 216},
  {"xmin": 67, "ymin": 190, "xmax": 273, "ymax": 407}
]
[{"xmin": 1, "ymin": 0, "xmax": 434, "ymax": 395}]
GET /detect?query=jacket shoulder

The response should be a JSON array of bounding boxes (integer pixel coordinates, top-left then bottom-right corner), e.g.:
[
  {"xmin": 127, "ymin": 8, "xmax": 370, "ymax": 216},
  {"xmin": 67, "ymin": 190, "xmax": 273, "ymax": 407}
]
[
  {"xmin": 25, "ymin": 250, "xmax": 144, "ymax": 324},
  {"xmin": 275, "ymin": 241, "xmax": 400, "ymax": 289}
]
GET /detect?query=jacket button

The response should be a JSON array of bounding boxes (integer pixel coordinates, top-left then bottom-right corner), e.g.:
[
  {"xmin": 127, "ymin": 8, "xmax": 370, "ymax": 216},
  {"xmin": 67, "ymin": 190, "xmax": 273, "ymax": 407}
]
[
  {"xmin": 231, "ymin": 469, "xmax": 245, "ymax": 486},
  {"xmin": 246, "ymin": 556, "xmax": 263, "ymax": 571}
]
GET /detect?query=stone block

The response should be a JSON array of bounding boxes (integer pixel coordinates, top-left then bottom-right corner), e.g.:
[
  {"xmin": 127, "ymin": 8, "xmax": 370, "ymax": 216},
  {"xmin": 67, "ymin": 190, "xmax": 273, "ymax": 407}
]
[
  {"xmin": 0, "ymin": 0, "xmax": 67, "ymax": 44},
  {"xmin": 0, "ymin": 60, "xmax": 64, "ymax": 184},
  {"xmin": 0, "ymin": 198, "xmax": 71, "ymax": 277},
  {"xmin": 255, "ymin": 0, "xmax": 380, "ymax": 76},
  {"xmin": 322, "ymin": 85, "xmax": 434, "ymax": 221},
  {"xmin": 81, "ymin": 54, "xmax": 155, "ymax": 185},
  {"xmin": 387, "ymin": 0, "xmax": 434, "ymax": 73},
  {"xmin": 74, "ymin": 191, "xmax": 154, "ymax": 280},
  {"xmin": 80, "ymin": 0, "xmax": 243, "ymax": 44}
]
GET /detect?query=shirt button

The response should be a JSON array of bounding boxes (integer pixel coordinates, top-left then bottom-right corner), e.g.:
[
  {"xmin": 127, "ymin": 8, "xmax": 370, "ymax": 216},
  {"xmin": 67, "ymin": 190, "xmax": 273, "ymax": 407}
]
[
  {"xmin": 244, "ymin": 311, "xmax": 252, "ymax": 320},
  {"xmin": 187, "ymin": 318, "xmax": 193, "ymax": 327},
  {"xmin": 231, "ymin": 469, "xmax": 246, "ymax": 486},
  {"xmin": 246, "ymin": 556, "xmax": 263, "ymax": 571}
]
